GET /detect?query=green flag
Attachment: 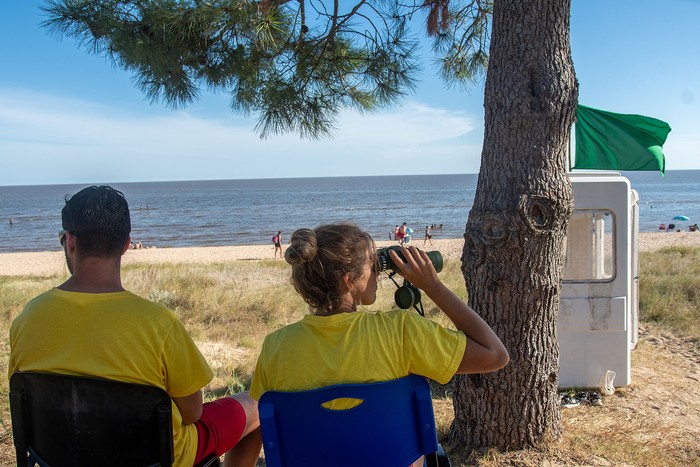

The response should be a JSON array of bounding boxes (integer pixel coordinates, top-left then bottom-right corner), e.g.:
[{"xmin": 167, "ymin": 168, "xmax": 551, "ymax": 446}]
[{"xmin": 574, "ymin": 105, "xmax": 671, "ymax": 174}]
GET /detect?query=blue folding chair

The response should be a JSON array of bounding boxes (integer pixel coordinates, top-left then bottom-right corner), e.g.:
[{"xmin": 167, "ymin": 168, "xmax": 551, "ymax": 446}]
[{"xmin": 259, "ymin": 375, "xmax": 450, "ymax": 467}]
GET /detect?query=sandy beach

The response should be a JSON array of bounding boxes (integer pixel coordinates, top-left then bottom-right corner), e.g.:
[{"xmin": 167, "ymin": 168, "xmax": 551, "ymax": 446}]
[{"xmin": 1, "ymin": 232, "xmax": 699, "ymax": 277}]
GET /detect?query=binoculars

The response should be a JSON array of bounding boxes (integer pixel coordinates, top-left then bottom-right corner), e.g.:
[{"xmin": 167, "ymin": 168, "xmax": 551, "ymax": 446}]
[
  {"xmin": 376, "ymin": 246, "xmax": 443, "ymax": 274},
  {"xmin": 375, "ymin": 246, "xmax": 443, "ymax": 312}
]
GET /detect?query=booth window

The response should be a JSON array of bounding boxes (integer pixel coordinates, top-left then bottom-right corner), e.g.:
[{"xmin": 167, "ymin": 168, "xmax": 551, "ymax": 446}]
[{"xmin": 563, "ymin": 209, "xmax": 615, "ymax": 282}]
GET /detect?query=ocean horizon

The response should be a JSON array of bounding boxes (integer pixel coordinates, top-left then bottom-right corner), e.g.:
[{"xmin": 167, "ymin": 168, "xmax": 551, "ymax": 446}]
[{"xmin": 1, "ymin": 170, "xmax": 698, "ymax": 254}]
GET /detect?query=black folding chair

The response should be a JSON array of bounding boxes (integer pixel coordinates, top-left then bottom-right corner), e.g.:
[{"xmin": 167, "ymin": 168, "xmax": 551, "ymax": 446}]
[{"xmin": 9, "ymin": 371, "xmax": 219, "ymax": 467}]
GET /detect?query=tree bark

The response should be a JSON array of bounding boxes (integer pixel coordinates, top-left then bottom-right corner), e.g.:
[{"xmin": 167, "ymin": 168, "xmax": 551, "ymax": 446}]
[{"xmin": 451, "ymin": 0, "xmax": 578, "ymax": 450}]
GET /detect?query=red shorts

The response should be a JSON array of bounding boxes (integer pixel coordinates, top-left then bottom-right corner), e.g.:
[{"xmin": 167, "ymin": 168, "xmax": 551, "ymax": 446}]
[{"xmin": 194, "ymin": 397, "xmax": 247, "ymax": 464}]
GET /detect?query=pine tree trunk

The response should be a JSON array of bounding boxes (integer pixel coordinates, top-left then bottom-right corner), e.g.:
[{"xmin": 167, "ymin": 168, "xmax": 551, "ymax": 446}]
[{"xmin": 450, "ymin": 0, "xmax": 578, "ymax": 450}]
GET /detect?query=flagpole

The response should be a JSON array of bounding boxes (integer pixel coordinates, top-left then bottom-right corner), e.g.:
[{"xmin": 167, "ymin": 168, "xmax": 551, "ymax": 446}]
[{"xmin": 567, "ymin": 122, "xmax": 573, "ymax": 172}]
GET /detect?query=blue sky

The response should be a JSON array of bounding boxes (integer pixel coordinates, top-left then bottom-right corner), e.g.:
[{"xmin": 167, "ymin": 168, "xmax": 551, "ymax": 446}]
[{"xmin": 1, "ymin": 1, "xmax": 698, "ymax": 186}]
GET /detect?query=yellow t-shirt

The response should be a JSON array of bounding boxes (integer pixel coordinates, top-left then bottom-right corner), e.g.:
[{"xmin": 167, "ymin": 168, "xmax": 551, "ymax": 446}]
[
  {"xmin": 250, "ymin": 310, "xmax": 466, "ymax": 400},
  {"xmin": 9, "ymin": 288, "xmax": 213, "ymax": 467}
]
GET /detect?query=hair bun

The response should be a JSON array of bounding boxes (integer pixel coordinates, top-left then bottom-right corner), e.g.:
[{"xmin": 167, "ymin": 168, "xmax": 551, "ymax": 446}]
[{"xmin": 284, "ymin": 228, "xmax": 318, "ymax": 266}]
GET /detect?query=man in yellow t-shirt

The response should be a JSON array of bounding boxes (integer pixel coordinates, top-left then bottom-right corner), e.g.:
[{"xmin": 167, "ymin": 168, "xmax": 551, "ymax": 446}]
[{"xmin": 9, "ymin": 186, "xmax": 261, "ymax": 467}]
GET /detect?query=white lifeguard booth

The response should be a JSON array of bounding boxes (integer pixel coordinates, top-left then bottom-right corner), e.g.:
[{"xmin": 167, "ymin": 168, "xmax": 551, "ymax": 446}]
[{"xmin": 559, "ymin": 172, "xmax": 640, "ymax": 389}]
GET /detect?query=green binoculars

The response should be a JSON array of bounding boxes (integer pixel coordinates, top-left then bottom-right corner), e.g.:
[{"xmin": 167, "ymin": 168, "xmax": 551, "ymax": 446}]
[
  {"xmin": 375, "ymin": 246, "xmax": 444, "ymax": 312},
  {"xmin": 376, "ymin": 246, "xmax": 443, "ymax": 274}
]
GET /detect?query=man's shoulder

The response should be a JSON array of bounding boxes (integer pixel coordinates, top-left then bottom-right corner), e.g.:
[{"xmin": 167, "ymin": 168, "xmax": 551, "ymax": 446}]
[
  {"xmin": 120, "ymin": 291, "xmax": 180, "ymax": 319},
  {"xmin": 22, "ymin": 289, "xmax": 178, "ymax": 322},
  {"xmin": 21, "ymin": 288, "xmax": 61, "ymax": 311}
]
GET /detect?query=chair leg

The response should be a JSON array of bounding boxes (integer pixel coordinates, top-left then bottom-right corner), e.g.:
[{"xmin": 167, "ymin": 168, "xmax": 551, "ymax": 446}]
[
  {"xmin": 27, "ymin": 454, "xmax": 39, "ymax": 467},
  {"xmin": 424, "ymin": 444, "xmax": 451, "ymax": 467},
  {"xmin": 436, "ymin": 444, "xmax": 451, "ymax": 467},
  {"xmin": 195, "ymin": 453, "xmax": 221, "ymax": 467}
]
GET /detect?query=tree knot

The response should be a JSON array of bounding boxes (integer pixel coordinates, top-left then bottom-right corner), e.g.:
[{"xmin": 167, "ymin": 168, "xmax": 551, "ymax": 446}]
[{"xmin": 520, "ymin": 195, "xmax": 556, "ymax": 232}]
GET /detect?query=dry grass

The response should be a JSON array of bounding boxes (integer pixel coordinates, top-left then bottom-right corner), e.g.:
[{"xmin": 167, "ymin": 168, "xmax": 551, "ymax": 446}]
[
  {"xmin": 638, "ymin": 246, "xmax": 700, "ymax": 339},
  {"xmin": 1, "ymin": 247, "xmax": 699, "ymax": 465}
]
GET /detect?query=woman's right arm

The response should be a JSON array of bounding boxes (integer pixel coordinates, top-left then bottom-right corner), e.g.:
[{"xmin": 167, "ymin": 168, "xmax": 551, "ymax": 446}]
[{"xmin": 389, "ymin": 246, "xmax": 509, "ymax": 374}]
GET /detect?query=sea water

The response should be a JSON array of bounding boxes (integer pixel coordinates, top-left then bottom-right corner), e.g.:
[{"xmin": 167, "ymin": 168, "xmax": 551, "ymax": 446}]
[{"xmin": 1, "ymin": 171, "xmax": 698, "ymax": 254}]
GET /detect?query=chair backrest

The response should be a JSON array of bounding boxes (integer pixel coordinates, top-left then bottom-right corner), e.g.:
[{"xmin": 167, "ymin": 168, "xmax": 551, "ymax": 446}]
[
  {"xmin": 258, "ymin": 375, "xmax": 439, "ymax": 467},
  {"xmin": 9, "ymin": 372, "xmax": 174, "ymax": 467}
]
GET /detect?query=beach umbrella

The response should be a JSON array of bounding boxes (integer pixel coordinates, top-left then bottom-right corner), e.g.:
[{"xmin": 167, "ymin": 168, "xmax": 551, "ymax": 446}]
[{"xmin": 672, "ymin": 215, "xmax": 690, "ymax": 221}]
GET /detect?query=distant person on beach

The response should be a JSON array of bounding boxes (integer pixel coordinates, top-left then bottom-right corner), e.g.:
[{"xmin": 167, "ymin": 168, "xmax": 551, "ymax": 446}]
[
  {"xmin": 394, "ymin": 224, "xmax": 399, "ymax": 242},
  {"xmin": 403, "ymin": 224, "xmax": 413, "ymax": 245},
  {"xmin": 690, "ymin": 224, "xmax": 698, "ymax": 232},
  {"xmin": 424, "ymin": 225, "xmax": 433, "ymax": 245},
  {"xmin": 272, "ymin": 231, "xmax": 283, "ymax": 258},
  {"xmin": 9, "ymin": 218, "xmax": 13, "ymax": 226},
  {"xmin": 250, "ymin": 224, "xmax": 509, "ymax": 466},
  {"xmin": 397, "ymin": 222, "xmax": 407, "ymax": 245},
  {"xmin": 9, "ymin": 186, "xmax": 261, "ymax": 467}
]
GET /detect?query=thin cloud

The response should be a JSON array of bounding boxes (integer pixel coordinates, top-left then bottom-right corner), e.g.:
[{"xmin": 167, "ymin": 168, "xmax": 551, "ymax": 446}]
[{"xmin": 0, "ymin": 89, "xmax": 483, "ymax": 185}]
